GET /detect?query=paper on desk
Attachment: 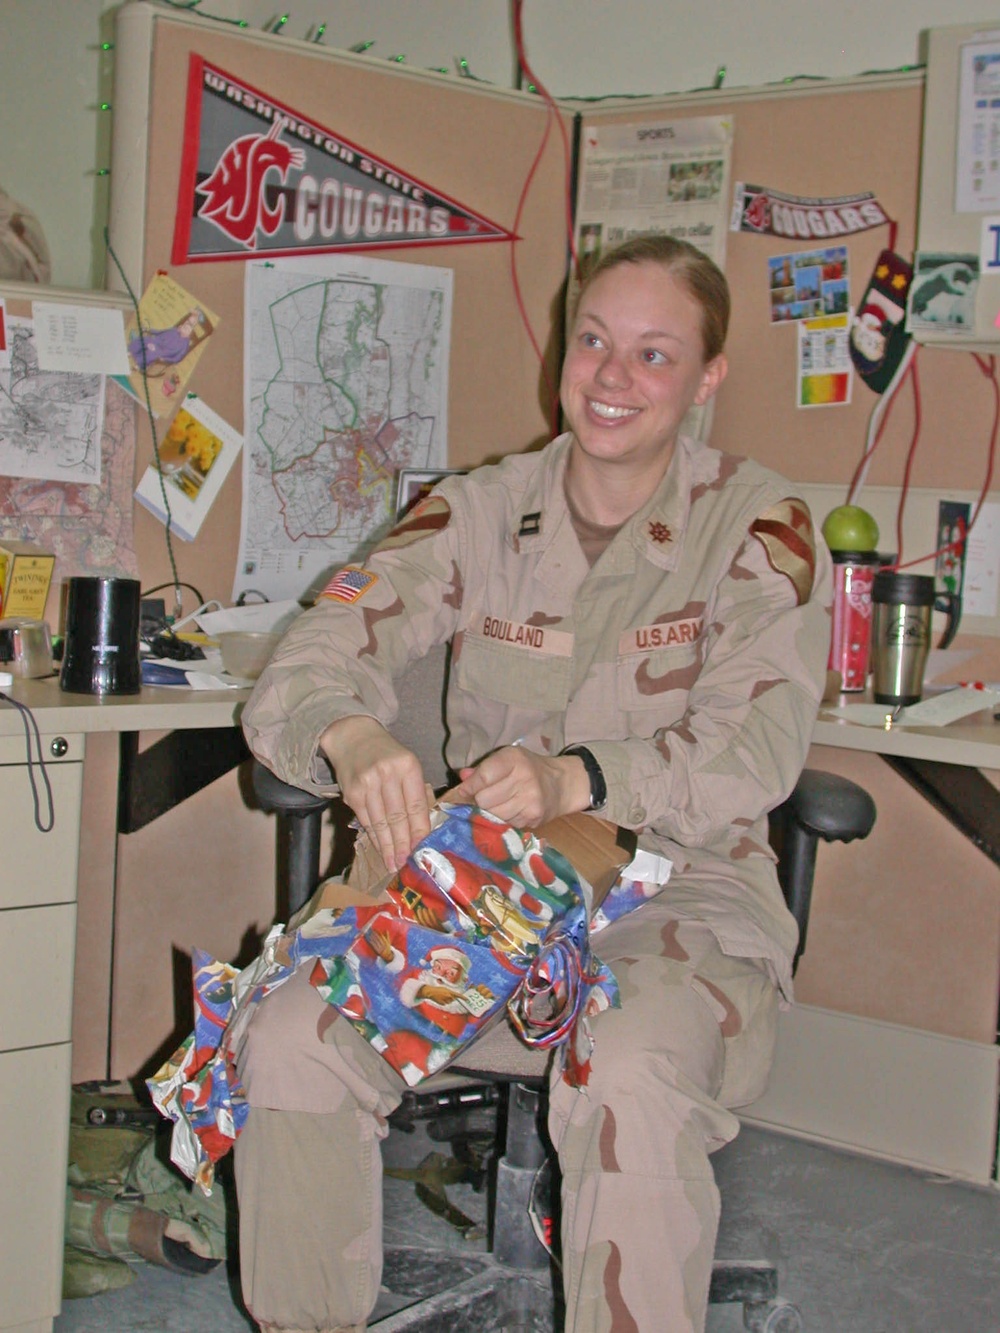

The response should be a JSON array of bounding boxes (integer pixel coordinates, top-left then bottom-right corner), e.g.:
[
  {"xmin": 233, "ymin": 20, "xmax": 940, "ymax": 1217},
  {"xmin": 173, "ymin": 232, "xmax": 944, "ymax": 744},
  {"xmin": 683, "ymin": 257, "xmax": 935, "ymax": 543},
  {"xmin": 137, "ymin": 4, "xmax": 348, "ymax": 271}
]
[
  {"xmin": 142, "ymin": 649, "xmax": 247, "ymax": 689},
  {"xmin": 194, "ymin": 599, "xmax": 301, "ymax": 636},
  {"xmin": 823, "ymin": 685, "xmax": 1000, "ymax": 728},
  {"xmin": 186, "ymin": 670, "xmax": 248, "ymax": 689}
]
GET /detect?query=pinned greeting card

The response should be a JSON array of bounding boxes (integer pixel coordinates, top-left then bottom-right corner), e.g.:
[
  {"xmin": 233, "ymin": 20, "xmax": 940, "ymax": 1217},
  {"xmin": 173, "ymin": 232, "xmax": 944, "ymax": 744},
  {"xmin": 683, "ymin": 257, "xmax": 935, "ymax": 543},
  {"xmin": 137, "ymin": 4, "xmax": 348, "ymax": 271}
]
[
  {"xmin": 135, "ymin": 397, "xmax": 242, "ymax": 540},
  {"xmin": 118, "ymin": 274, "xmax": 219, "ymax": 416}
]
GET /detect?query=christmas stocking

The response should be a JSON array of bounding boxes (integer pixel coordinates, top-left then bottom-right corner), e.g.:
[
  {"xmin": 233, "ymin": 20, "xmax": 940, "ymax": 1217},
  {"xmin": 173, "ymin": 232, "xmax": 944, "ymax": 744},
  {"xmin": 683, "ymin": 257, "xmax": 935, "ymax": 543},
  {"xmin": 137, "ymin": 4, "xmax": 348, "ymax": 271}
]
[{"xmin": 849, "ymin": 250, "xmax": 913, "ymax": 393}]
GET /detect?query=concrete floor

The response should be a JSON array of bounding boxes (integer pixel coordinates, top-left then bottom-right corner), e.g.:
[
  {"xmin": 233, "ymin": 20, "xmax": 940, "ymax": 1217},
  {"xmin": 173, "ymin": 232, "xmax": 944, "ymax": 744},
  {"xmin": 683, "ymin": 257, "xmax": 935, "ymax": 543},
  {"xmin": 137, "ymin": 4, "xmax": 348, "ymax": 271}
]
[{"xmin": 53, "ymin": 1111, "xmax": 999, "ymax": 1333}]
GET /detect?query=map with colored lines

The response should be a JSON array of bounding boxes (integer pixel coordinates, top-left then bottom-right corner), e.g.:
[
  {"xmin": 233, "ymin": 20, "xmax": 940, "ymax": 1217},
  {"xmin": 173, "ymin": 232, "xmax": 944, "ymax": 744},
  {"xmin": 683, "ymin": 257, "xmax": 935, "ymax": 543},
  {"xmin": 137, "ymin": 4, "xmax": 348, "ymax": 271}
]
[{"xmin": 238, "ymin": 254, "xmax": 451, "ymax": 602}]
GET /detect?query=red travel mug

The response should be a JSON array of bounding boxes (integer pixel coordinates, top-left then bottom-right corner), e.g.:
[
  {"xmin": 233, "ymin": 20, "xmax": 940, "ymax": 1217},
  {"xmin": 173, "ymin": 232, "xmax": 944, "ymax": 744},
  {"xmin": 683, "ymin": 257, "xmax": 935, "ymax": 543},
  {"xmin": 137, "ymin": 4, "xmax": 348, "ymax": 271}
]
[{"xmin": 828, "ymin": 552, "xmax": 881, "ymax": 691}]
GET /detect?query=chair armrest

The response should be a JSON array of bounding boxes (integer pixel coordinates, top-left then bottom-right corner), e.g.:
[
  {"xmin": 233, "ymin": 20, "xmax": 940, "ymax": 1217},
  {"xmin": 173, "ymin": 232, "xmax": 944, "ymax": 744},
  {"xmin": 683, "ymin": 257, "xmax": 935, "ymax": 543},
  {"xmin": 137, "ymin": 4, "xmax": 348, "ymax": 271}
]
[
  {"xmin": 783, "ymin": 769, "xmax": 876, "ymax": 844},
  {"xmin": 252, "ymin": 760, "xmax": 331, "ymax": 915},
  {"xmin": 771, "ymin": 769, "xmax": 877, "ymax": 968},
  {"xmin": 252, "ymin": 759, "xmax": 329, "ymax": 819}
]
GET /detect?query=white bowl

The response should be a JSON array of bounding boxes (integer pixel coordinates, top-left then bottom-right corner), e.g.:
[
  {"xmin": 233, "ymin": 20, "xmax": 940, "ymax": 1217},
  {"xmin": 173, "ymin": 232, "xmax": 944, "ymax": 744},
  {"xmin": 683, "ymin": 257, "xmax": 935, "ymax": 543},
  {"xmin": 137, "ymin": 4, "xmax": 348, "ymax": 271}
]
[{"xmin": 218, "ymin": 630, "xmax": 281, "ymax": 680}]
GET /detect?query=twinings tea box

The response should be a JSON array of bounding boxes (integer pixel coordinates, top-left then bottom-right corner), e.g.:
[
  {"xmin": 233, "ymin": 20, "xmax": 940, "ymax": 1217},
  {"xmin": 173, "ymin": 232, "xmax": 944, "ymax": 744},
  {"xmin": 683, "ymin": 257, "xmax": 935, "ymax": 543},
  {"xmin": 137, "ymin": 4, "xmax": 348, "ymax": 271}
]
[{"xmin": 0, "ymin": 542, "xmax": 56, "ymax": 619}]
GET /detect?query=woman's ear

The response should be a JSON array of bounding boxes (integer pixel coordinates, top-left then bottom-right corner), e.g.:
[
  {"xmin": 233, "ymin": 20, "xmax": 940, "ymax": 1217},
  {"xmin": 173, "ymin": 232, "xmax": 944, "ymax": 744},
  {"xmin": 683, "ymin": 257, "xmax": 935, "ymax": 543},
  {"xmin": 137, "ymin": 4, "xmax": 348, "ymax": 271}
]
[{"xmin": 694, "ymin": 354, "xmax": 728, "ymax": 406}]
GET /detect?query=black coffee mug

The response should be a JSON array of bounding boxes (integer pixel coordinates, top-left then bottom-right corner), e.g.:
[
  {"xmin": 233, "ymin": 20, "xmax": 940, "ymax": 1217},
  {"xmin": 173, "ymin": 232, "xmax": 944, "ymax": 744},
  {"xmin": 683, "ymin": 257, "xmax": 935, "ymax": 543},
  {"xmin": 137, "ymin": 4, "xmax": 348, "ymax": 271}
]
[{"xmin": 60, "ymin": 576, "xmax": 141, "ymax": 695}]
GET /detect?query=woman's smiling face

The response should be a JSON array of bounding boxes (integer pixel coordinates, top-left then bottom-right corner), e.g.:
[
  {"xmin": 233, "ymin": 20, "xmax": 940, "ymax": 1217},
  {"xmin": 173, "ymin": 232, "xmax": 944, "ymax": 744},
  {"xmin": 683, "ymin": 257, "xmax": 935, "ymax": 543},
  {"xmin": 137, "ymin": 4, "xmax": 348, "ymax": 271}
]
[{"xmin": 560, "ymin": 260, "xmax": 727, "ymax": 475}]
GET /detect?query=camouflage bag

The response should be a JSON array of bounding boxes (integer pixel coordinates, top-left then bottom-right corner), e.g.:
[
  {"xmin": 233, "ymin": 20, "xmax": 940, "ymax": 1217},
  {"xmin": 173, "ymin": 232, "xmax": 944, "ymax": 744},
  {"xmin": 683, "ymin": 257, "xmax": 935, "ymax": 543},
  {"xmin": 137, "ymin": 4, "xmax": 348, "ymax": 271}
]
[{"xmin": 63, "ymin": 1083, "xmax": 230, "ymax": 1299}]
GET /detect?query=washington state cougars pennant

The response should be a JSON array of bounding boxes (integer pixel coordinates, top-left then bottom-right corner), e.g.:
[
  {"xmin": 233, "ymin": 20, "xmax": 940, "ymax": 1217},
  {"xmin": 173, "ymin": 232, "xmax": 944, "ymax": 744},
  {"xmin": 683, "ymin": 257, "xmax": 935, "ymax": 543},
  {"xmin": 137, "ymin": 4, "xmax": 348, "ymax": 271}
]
[
  {"xmin": 731, "ymin": 181, "xmax": 889, "ymax": 241},
  {"xmin": 172, "ymin": 55, "xmax": 515, "ymax": 264}
]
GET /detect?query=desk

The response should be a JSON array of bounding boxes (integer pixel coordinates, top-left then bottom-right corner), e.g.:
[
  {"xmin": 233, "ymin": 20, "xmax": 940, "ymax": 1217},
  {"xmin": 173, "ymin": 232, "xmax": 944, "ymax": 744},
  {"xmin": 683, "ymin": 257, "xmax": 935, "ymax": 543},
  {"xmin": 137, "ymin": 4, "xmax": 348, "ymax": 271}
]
[
  {"xmin": 3, "ymin": 683, "xmax": 998, "ymax": 1329},
  {"xmin": 0, "ymin": 679, "xmax": 248, "ymax": 1333},
  {"xmin": 743, "ymin": 701, "xmax": 1000, "ymax": 1188},
  {"xmin": 813, "ymin": 702, "xmax": 1000, "ymax": 768}
]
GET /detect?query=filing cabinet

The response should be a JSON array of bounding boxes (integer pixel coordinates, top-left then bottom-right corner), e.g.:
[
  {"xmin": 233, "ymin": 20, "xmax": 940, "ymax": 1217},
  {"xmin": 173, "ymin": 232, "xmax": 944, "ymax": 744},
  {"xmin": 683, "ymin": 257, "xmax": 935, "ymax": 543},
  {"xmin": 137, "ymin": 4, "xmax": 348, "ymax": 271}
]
[{"xmin": 0, "ymin": 730, "xmax": 84, "ymax": 1333}]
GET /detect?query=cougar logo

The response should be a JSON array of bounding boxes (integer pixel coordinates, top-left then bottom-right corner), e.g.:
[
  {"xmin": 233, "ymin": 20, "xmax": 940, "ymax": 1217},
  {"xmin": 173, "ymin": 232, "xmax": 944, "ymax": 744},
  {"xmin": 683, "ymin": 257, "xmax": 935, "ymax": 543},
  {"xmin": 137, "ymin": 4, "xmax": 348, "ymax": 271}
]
[
  {"xmin": 197, "ymin": 118, "xmax": 305, "ymax": 247},
  {"xmin": 743, "ymin": 191, "xmax": 770, "ymax": 233}
]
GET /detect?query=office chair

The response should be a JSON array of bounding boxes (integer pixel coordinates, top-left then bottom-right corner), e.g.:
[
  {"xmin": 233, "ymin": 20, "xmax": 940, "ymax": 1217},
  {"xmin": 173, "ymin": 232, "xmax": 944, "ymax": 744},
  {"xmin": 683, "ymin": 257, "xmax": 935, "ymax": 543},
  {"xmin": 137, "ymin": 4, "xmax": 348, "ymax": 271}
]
[{"xmin": 252, "ymin": 652, "xmax": 876, "ymax": 1333}]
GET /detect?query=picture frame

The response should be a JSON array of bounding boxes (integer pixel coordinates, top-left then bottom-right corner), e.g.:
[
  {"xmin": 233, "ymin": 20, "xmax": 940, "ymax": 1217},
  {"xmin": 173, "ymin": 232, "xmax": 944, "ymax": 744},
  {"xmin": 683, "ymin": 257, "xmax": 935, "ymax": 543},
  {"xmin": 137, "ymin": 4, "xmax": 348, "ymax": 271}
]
[{"xmin": 394, "ymin": 467, "xmax": 467, "ymax": 519}]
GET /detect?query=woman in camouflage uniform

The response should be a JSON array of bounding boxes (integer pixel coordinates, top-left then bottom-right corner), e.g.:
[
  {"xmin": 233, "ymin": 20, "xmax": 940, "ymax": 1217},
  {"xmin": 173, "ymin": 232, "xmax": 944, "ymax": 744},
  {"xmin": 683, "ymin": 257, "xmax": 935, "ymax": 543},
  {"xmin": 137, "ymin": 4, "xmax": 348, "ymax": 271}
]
[{"xmin": 237, "ymin": 234, "xmax": 832, "ymax": 1332}]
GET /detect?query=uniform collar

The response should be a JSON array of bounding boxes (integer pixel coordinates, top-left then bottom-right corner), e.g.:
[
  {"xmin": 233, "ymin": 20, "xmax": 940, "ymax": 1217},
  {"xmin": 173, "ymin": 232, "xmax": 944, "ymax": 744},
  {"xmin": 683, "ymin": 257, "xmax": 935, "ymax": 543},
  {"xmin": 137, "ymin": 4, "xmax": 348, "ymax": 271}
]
[
  {"xmin": 506, "ymin": 434, "xmax": 574, "ymax": 556},
  {"xmin": 507, "ymin": 433, "xmax": 698, "ymax": 572},
  {"xmin": 629, "ymin": 437, "xmax": 694, "ymax": 571}
]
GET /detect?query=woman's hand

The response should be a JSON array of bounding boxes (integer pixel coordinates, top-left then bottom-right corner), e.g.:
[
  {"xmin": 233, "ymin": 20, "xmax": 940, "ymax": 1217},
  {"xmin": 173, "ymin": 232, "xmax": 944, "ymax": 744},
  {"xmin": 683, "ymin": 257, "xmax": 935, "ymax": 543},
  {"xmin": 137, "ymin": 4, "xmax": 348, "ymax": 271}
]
[
  {"xmin": 319, "ymin": 716, "xmax": 431, "ymax": 871},
  {"xmin": 447, "ymin": 745, "xmax": 591, "ymax": 828}
]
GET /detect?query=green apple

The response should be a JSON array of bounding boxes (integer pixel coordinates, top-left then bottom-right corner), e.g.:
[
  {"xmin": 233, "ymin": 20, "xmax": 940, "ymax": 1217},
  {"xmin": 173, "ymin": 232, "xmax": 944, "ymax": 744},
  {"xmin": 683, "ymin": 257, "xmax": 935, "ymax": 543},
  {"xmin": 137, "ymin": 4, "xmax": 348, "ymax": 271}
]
[{"xmin": 821, "ymin": 504, "xmax": 879, "ymax": 552}]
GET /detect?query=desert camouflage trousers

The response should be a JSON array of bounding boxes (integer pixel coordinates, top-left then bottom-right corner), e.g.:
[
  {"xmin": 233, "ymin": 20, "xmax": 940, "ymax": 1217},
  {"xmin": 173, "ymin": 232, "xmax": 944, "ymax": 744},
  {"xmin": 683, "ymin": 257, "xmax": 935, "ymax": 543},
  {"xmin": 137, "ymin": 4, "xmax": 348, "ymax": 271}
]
[{"xmin": 234, "ymin": 898, "xmax": 779, "ymax": 1332}]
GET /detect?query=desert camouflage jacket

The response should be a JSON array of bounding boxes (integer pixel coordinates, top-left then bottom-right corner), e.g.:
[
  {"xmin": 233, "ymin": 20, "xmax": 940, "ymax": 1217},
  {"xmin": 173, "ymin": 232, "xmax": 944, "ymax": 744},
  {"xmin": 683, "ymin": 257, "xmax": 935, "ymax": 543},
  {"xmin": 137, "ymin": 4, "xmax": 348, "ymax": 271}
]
[{"xmin": 243, "ymin": 432, "xmax": 833, "ymax": 992}]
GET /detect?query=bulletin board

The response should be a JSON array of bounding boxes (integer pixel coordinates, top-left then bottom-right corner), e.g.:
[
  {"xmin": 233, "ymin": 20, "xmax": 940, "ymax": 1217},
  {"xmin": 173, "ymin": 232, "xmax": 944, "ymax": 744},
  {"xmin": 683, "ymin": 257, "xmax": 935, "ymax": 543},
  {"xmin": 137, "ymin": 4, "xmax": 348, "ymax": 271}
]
[
  {"xmin": 577, "ymin": 74, "xmax": 1000, "ymax": 500},
  {"xmin": 72, "ymin": 9, "xmax": 1000, "ymax": 611},
  {"xmin": 916, "ymin": 18, "xmax": 1000, "ymax": 350},
  {"xmin": 107, "ymin": 2, "xmax": 573, "ymax": 609}
]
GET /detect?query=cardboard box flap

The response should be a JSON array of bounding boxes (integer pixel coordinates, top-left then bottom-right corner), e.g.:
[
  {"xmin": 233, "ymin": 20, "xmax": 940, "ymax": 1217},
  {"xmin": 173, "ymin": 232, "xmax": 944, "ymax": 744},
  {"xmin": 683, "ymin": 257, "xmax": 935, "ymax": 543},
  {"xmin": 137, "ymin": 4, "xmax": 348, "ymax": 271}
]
[{"xmin": 536, "ymin": 813, "xmax": 637, "ymax": 907}]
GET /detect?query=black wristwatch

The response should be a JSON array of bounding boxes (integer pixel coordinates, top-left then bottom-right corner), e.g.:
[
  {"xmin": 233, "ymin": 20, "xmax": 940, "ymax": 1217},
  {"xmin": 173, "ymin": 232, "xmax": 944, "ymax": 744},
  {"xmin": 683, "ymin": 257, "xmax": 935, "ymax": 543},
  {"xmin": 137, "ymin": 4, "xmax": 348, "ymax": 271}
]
[{"xmin": 561, "ymin": 744, "xmax": 607, "ymax": 811}]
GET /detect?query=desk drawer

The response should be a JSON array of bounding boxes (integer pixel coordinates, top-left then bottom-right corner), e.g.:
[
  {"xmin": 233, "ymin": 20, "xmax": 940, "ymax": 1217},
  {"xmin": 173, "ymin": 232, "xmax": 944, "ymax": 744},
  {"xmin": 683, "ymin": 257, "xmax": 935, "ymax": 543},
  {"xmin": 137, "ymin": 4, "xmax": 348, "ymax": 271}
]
[
  {"xmin": 0, "ymin": 904, "xmax": 76, "ymax": 1051},
  {"xmin": 0, "ymin": 743, "xmax": 83, "ymax": 909},
  {"xmin": 0, "ymin": 1043, "xmax": 71, "ymax": 1328},
  {"xmin": 0, "ymin": 731, "xmax": 84, "ymax": 765}
]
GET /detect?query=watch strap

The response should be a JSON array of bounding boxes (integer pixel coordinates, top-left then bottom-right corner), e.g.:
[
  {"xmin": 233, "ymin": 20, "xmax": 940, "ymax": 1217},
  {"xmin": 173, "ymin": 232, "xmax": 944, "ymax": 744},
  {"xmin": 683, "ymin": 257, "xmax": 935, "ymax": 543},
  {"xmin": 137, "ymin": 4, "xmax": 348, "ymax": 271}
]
[{"xmin": 561, "ymin": 744, "xmax": 607, "ymax": 811}]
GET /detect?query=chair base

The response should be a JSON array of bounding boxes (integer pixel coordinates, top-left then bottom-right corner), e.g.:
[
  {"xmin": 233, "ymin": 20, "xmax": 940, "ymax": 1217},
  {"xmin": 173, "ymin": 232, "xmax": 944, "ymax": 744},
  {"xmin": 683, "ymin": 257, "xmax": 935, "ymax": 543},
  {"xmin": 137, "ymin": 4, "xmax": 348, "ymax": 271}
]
[
  {"xmin": 370, "ymin": 1245, "xmax": 801, "ymax": 1331},
  {"xmin": 371, "ymin": 1247, "xmax": 555, "ymax": 1331}
]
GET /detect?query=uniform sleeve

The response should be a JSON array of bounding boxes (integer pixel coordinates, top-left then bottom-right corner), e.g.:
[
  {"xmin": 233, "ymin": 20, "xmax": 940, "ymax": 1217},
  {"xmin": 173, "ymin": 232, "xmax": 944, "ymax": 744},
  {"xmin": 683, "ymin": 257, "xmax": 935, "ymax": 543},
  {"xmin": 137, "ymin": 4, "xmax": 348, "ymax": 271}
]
[
  {"xmin": 241, "ymin": 491, "xmax": 466, "ymax": 792},
  {"xmin": 586, "ymin": 501, "xmax": 833, "ymax": 847}
]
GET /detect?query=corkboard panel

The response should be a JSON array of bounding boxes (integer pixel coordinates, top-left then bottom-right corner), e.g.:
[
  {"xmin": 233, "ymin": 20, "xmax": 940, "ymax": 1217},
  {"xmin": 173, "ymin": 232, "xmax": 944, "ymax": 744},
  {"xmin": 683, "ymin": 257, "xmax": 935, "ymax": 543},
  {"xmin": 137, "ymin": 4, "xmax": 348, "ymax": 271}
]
[
  {"xmin": 115, "ymin": 9, "xmax": 572, "ymax": 607},
  {"xmin": 583, "ymin": 80, "xmax": 1000, "ymax": 500}
]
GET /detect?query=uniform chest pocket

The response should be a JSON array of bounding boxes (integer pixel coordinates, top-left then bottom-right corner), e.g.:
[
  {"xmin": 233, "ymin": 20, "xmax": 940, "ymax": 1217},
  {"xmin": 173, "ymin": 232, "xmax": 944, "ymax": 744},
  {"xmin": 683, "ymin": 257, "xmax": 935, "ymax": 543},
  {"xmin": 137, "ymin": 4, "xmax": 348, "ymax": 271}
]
[
  {"xmin": 617, "ymin": 643, "xmax": 703, "ymax": 718},
  {"xmin": 454, "ymin": 632, "xmax": 571, "ymax": 713}
]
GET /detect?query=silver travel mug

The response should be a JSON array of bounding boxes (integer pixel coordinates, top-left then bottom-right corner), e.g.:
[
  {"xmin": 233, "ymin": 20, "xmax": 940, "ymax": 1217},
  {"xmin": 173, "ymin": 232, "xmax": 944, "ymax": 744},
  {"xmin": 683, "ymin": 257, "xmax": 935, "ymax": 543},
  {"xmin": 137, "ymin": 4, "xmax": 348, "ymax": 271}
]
[{"xmin": 870, "ymin": 571, "xmax": 935, "ymax": 707}]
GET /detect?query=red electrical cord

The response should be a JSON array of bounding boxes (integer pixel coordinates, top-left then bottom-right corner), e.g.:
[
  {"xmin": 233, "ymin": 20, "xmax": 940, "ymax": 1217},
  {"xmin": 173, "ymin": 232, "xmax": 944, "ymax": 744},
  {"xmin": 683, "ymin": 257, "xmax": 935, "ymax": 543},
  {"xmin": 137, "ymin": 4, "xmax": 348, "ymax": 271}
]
[
  {"xmin": 892, "ymin": 350, "xmax": 922, "ymax": 565},
  {"xmin": 892, "ymin": 352, "xmax": 999, "ymax": 572},
  {"xmin": 512, "ymin": 0, "xmax": 579, "ymax": 275},
  {"xmin": 846, "ymin": 349, "xmax": 913, "ymax": 504},
  {"xmin": 509, "ymin": 0, "xmax": 579, "ymax": 437}
]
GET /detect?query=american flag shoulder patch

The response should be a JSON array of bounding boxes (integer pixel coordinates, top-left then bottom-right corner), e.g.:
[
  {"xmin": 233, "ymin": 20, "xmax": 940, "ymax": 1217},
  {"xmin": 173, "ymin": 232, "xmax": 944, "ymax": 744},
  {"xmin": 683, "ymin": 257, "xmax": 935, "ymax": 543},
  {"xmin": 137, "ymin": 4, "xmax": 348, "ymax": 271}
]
[{"xmin": 319, "ymin": 567, "xmax": 379, "ymax": 604}]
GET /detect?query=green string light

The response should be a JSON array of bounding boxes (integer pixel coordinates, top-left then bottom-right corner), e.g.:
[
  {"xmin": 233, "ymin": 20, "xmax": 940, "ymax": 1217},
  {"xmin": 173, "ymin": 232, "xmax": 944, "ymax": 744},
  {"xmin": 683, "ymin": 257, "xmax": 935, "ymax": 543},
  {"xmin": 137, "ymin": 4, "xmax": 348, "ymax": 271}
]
[
  {"xmin": 99, "ymin": 2, "xmax": 918, "ymax": 100},
  {"xmin": 98, "ymin": 102, "xmax": 112, "ymax": 112},
  {"xmin": 157, "ymin": 0, "xmax": 248, "ymax": 28}
]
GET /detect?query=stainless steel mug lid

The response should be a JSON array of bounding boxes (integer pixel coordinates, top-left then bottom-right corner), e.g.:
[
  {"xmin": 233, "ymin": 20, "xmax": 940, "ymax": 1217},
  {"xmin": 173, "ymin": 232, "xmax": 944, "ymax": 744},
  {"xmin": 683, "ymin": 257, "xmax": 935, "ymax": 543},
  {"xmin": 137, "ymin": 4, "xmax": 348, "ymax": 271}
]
[{"xmin": 871, "ymin": 571, "xmax": 936, "ymax": 605}]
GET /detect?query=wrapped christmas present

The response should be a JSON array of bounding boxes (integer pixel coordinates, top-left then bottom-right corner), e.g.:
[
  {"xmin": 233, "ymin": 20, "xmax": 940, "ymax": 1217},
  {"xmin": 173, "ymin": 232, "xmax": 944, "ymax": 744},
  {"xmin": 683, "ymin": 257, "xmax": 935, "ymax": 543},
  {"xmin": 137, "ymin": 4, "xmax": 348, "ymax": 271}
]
[{"xmin": 149, "ymin": 804, "xmax": 668, "ymax": 1193}]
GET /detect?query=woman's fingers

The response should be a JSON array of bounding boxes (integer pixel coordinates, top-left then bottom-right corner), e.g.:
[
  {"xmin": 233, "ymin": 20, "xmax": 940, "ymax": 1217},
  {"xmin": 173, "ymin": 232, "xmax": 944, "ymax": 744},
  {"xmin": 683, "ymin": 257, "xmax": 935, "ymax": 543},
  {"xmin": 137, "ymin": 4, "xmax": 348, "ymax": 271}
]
[{"xmin": 320, "ymin": 716, "xmax": 431, "ymax": 870}]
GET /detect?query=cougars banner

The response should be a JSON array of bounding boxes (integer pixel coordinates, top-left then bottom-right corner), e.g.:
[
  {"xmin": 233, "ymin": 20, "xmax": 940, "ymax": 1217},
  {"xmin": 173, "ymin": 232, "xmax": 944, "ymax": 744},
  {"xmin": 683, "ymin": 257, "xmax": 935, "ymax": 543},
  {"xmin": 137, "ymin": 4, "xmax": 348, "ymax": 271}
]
[
  {"xmin": 730, "ymin": 181, "xmax": 890, "ymax": 241},
  {"xmin": 172, "ymin": 56, "xmax": 514, "ymax": 264}
]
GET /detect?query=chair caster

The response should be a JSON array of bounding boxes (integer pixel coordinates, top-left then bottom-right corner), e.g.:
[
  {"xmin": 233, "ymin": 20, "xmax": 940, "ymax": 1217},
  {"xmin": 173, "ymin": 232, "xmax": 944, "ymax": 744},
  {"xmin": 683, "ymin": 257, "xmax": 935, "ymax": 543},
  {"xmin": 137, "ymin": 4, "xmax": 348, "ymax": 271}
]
[{"xmin": 744, "ymin": 1297, "xmax": 804, "ymax": 1332}]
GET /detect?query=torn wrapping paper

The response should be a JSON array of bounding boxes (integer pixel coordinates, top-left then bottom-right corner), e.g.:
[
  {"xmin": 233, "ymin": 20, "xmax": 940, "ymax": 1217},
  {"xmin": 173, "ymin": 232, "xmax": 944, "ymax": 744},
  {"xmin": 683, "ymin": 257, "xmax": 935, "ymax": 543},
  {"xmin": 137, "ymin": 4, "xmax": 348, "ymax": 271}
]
[
  {"xmin": 148, "ymin": 804, "xmax": 670, "ymax": 1193},
  {"xmin": 146, "ymin": 924, "xmax": 295, "ymax": 1191}
]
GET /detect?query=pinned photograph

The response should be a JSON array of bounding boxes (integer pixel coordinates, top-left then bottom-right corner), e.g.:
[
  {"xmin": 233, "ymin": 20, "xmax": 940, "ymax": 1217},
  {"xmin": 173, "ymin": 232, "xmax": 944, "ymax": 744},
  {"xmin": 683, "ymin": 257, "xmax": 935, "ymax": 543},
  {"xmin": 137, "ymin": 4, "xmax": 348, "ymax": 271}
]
[
  {"xmin": 135, "ymin": 397, "xmax": 242, "ymax": 540},
  {"xmin": 395, "ymin": 467, "xmax": 467, "ymax": 519},
  {"xmin": 907, "ymin": 253, "xmax": 979, "ymax": 336}
]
